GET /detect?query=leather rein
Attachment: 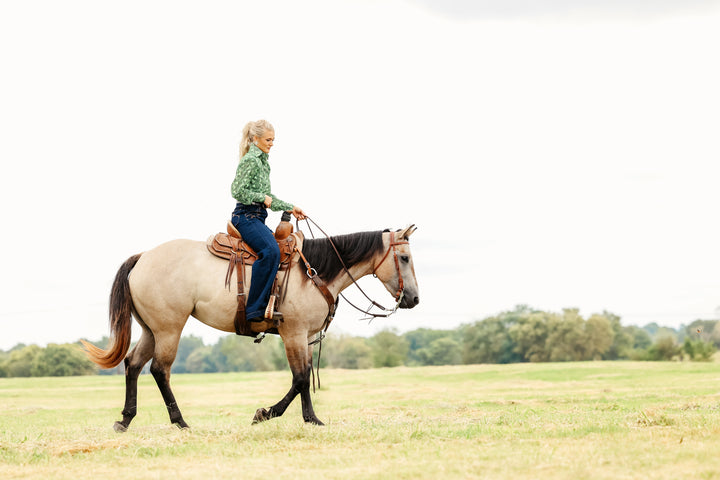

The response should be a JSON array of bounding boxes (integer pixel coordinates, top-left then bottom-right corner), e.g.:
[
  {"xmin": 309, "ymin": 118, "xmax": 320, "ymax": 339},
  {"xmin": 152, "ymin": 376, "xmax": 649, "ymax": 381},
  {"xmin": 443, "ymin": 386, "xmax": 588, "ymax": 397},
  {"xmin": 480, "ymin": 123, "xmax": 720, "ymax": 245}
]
[{"xmin": 298, "ymin": 217, "xmax": 408, "ymax": 321}]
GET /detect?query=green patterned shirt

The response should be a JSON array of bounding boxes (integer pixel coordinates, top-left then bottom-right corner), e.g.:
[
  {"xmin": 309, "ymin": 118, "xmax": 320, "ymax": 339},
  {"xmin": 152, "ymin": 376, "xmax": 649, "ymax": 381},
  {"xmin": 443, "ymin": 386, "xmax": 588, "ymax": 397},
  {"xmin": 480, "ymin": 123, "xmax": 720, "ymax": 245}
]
[{"xmin": 230, "ymin": 144, "xmax": 294, "ymax": 211}]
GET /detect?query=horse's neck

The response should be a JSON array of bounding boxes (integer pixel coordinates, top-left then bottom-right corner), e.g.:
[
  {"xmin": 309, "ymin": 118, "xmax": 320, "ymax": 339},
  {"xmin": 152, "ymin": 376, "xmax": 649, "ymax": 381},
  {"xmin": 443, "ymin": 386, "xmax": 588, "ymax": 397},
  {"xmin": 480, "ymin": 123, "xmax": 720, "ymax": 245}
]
[
  {"xmin": 334, "ymin": 267, "xmax": 370, "ymax": 294},
  {"xmin": 327, "ymin": 243, "xmax": 384, "ymax": 296}
]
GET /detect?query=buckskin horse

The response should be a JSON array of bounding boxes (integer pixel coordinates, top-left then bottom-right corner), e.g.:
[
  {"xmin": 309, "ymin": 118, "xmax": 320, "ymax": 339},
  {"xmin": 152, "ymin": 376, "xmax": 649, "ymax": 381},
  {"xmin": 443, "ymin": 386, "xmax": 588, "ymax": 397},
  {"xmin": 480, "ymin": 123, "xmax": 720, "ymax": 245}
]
[{"xmin": 82, "ymin": 224, "xmax": 419, "ymax": 431}]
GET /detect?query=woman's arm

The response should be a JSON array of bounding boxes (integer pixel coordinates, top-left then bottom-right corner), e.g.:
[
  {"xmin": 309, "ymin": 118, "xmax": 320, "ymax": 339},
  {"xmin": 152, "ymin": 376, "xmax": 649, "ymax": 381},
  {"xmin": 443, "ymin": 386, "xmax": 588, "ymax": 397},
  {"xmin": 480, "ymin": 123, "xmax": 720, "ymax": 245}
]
[{"xmin": 231, "ymin": 157, "xmax": 267, "ymax": 205}]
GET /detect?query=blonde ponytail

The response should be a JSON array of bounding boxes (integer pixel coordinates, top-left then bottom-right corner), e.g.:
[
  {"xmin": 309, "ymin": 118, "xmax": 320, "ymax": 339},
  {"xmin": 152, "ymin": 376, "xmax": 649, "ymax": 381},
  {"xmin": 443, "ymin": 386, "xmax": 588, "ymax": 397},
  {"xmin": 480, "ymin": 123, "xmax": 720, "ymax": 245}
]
[{"xmin": 240, "ymin": 119, "xmax": 274, "ymax": 157}]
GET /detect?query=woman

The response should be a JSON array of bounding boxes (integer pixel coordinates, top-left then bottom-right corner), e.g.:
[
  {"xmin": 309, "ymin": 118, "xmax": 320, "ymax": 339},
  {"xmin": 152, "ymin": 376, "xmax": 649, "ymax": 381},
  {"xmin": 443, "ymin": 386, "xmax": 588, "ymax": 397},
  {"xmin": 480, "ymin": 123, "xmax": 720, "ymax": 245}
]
[{"xmin": 230, "ymin": 119, "xmax": 306, "ymax": 322}]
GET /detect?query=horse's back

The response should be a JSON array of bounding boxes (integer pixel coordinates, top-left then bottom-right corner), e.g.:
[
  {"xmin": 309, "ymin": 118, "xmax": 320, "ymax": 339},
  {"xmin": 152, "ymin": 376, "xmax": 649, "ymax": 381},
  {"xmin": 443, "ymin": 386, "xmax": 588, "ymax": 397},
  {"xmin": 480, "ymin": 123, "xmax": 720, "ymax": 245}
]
[
  {"xmin": 129, "ymin": 239, "xmax": 231, "ymax": 325},
  {"xmin": 132, "ymin": 238, "xmax": 213, "ymax": 276}
]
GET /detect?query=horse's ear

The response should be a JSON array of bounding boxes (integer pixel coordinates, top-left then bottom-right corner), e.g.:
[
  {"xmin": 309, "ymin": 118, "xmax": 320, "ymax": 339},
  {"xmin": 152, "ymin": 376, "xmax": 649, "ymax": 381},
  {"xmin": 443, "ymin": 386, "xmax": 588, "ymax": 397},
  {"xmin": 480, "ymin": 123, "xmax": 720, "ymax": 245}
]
[{"xmin": 397, "ymin": 224, "xmax": 417, "ymax": 240}]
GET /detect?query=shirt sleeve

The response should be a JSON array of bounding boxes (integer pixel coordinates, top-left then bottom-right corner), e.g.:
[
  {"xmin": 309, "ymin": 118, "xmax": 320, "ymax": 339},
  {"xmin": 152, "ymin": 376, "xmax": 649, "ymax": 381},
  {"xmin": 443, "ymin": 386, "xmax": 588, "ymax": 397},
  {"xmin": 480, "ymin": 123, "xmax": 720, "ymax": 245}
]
[
  {"xmin": 231, "ymin": 157, "xmax": 267, "ymax": 205},
  {"xmin": 269, "ymin": 195, "xmax": 293, "ymax": 212}
]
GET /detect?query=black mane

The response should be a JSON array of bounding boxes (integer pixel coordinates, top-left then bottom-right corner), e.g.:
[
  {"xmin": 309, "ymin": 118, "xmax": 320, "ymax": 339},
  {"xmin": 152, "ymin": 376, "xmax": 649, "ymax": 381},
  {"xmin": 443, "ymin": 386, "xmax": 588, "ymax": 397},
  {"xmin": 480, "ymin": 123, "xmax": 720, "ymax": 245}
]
[{"xmin": 299, "ymin": 231, "xmax": 385, "ymax": 282}]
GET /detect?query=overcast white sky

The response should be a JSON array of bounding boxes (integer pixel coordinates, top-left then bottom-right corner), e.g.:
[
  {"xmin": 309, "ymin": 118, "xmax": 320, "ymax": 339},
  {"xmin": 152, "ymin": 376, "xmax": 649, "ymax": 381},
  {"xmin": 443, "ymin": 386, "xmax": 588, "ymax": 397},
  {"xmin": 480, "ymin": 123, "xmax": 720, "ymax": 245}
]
[{"xmin": 1, "ymin": 0, "xmax": 719, "ymax": 350}]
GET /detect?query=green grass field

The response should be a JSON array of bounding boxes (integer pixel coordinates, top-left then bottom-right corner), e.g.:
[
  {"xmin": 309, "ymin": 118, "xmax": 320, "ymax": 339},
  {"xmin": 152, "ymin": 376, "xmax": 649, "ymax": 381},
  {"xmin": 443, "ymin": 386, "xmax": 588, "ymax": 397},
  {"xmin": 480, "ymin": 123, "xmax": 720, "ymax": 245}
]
[{"xmin": 2, "ymin": 362, "xmax": 720, "ymax": 479}]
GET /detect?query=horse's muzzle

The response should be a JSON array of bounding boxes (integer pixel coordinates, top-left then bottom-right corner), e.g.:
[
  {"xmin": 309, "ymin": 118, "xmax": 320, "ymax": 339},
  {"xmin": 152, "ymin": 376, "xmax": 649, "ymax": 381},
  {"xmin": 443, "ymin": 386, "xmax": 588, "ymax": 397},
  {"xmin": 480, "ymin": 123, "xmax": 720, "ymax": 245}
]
[{"xmin": 399, "ymin": 291, "xmax": 419, "ymax": 309}]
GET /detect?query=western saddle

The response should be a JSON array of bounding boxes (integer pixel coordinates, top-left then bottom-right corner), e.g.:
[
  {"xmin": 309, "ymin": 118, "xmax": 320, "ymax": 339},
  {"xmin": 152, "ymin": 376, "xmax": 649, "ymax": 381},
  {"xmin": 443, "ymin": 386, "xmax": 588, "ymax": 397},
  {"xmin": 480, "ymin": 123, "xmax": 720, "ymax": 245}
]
[{"xmin": 206, "ymin": 221, "xmax": 302, "ymax": 338}]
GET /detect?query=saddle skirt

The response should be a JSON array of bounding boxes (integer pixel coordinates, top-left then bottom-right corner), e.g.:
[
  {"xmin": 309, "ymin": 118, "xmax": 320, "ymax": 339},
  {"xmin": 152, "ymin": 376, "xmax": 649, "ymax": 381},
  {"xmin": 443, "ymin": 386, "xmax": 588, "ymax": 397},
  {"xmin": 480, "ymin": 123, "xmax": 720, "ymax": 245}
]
[{"xmin": 206, "ymin": 222, "xmax": 303, "ymax": 269}]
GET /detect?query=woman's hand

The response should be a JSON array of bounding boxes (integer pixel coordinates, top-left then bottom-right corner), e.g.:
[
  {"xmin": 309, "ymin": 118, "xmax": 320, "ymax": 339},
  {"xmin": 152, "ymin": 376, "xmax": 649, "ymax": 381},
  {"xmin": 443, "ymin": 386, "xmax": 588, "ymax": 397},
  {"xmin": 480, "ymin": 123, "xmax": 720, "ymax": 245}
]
[
  {"xmin": 291, "ymin": 206, "xmax": 307, "ymax": 220},
  {"xmin": 264, "ymin": 195, "xmax": 273, "ymax": 208}
]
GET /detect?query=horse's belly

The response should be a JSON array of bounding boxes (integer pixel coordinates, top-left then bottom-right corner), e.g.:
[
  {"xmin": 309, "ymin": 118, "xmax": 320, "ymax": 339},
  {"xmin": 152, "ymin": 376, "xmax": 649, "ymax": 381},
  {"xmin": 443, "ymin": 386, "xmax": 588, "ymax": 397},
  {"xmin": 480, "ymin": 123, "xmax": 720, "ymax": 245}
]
[{"xmin": 189, "ymin": 256, "xmax": 240, "ymax": 333}]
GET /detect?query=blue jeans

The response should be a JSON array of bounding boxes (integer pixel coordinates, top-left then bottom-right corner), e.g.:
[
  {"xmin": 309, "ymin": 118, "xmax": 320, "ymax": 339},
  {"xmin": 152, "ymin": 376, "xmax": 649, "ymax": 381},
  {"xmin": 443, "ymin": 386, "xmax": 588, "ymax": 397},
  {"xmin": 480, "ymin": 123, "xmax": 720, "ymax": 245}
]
[{"xmin": 231, "ymin": 203, "xmax": 281, "ymax": 320}]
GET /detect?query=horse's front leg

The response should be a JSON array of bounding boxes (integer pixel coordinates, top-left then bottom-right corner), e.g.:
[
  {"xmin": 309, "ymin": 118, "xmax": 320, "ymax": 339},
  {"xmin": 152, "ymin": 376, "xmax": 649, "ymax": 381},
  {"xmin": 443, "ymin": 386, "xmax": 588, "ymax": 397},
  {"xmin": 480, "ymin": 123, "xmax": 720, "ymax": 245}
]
[
  {"xmin": 298, "ymin": 344, "xmax": 323, "ymax": 425},
  {"xmin": 253, "ymin": 337, "xmax": 323, "ymax": 425}
]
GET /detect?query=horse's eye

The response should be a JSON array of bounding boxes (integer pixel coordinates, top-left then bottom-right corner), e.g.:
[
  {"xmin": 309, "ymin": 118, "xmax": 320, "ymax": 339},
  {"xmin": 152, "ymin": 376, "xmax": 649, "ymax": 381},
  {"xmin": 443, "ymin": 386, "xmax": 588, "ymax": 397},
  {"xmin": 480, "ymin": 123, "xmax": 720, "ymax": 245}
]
[{"xmin": 400, "ymin": 255, "xmax": 409, "ymax": 263}]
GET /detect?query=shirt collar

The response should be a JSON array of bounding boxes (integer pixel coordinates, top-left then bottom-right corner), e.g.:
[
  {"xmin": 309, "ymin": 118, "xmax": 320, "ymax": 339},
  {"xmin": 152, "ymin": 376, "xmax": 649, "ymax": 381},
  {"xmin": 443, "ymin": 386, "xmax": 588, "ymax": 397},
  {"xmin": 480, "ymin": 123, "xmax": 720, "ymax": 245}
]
[{"xmin": 248, "ymin": 143, "xmax": 268, "ymax": 160}]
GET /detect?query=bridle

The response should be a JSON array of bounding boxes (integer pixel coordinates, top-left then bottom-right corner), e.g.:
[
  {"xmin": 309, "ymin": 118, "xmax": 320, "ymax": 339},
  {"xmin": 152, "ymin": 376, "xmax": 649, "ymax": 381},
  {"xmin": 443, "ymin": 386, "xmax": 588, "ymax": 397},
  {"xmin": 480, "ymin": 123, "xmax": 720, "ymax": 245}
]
[
  {"xmin": 299, "ymin": 218, "xmax": 410, "ymax": 320},
  {"xmin": 371, "ymin": 231, "xmax": 409, "ymax": 305}
]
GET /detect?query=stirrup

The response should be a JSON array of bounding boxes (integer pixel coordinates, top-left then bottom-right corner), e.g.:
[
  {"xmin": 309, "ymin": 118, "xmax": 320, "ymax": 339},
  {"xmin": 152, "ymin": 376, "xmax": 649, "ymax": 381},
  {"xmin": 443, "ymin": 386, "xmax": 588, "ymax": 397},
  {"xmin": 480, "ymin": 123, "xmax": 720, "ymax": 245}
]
[{"xmin": 264, "ymin": 296, "xmax": 283, "ymax": 322}]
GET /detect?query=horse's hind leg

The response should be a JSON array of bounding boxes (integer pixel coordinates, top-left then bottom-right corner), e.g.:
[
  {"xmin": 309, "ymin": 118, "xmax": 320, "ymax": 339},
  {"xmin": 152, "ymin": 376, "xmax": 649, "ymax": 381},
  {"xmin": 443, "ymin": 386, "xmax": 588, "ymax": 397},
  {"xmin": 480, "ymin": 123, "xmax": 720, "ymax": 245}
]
[
  {"xmin": 150, "ymin": 331, "xmax": 189, "ymax": 429},
  {"xmin": 114, "ymin": 327, "xmax": 155, "ymax": 432}
]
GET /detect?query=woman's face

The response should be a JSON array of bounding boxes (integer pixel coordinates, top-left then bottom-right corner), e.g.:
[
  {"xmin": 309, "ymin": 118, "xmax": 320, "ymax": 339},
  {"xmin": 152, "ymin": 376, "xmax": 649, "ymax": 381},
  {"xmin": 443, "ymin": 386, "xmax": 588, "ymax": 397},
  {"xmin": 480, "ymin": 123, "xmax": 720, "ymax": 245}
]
[{"xmin": 253, "ymin": 130, "xmax": 275, "ymax": 154}]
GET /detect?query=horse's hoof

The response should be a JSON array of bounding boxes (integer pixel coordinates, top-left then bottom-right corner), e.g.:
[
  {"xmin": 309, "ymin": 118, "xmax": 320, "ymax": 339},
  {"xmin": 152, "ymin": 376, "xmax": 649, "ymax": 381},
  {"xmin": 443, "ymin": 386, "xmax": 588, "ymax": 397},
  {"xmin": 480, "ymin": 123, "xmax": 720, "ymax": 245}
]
[
  {"xmin": 305, "ymin": 416, "xmax": 325, "ymax": 426},
  {"xmin": 113, "ymin": 421, "xmax": 128, "ymax": 433},
  {"xmin": 174, "ymin": 420, "xmax": 190, "ymax": 430},
  {"xmin": 252, "ymin": 408, "xmax": 270, "ymax": 424}
]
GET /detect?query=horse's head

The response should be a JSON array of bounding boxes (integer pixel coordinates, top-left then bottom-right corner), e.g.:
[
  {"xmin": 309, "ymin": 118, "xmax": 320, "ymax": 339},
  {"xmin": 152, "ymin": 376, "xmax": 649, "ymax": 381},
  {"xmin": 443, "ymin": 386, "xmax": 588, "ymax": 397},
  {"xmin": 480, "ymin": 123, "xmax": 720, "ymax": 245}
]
[{"xmin": 373, "ymin": 225, "xmax": 420, "ymax": 309}]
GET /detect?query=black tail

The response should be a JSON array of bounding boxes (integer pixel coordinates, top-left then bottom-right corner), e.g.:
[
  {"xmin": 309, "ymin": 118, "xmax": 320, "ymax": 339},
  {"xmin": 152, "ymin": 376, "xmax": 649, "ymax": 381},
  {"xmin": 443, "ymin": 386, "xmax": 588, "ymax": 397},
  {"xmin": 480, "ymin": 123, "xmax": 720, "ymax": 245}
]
[{"xmin": 82, "ymin": 253, "xmax": 142, "ymax": 369}]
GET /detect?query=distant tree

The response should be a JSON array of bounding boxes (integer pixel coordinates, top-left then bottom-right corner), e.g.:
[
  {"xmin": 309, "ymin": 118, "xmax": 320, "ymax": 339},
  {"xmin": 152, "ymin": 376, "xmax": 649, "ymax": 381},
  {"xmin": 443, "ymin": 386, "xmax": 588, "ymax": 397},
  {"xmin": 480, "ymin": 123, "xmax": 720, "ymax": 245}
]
[
  {"xmin": 602, "ymin": 312, "xmax": 631, "ymax": 360},
  {"xmin": 650, "ymin": 326, "xmax": 678, "ymax": 343},
  {"xmin": 267, "ymin": 335, "xmax": 290, "ymax": 370},
  {"xmin": 30, "ymin": 344, "xmax": 96, "ymax": 376},
  {"xmin": 172, "ymin": 335, "xmax": 205, "ymax": 373},
  {"xmin": 2, "ymin": 345, "xmax": 42, "ymax": 377},
  {"xmin": 547, "ymin": 310, "xmax": 614, "ymax": 361},
  {"xmin": 369, "ymin": 329, "xmax": 409, "ymax": 368},
  {"xmin": 210, "ymin": 335, "xmax": 285, "ymax": 372},
  {"xmin": 644, "ymin": 336, "xmax": 680, "ymax": 361},
  {"xmin": 499, "ymin": 304, "xmax": 534, "ymax": 318},
  {"xmin": 217, "ymin": 336, "xmax": 258, "ymax": 372},
  {"xmin": 685, "ymin": 320, "xmax": 719, "ymax": 347},
  {"xmin": 323, "ymin": 334, "xmax": 373, "ymax": 369},
  {"xmin": 584, "ymin": 314, "xmax": 614, "ymax": 360},
  {"xmin": 709, "ymin": 322, "xmax": 720, "ymax": 348},
  {"xmin": 405, "ymin": 329, "xmax": 459, "ymax": 366},
  {"xmin": 546, "ymin": 309, "xmax": 588, "ymax": 361},
  {"xmin": 185, "ymin": 346, "xmax": 216, "ymax": 373},
  {"xmin": 415, "ymin": 337, "xmax": 462, "ymax": 366},
  {"xmin": 0, "ymin": 351, "xmax": 8, "ymax": 377},
  {"xmin": 642, "ymin": 323, "xmax": 661, "ymax": 338},
  {"xmin": 620, "ymin": 326, "xmax": 653, "ymax": 360},
  {"xmin": 682, "ymin": 338, "xmax": 716, "ymax": 362},
  {"xmin": 508, "ymin": 312, "xmax": 551, "ymax": 362},
  {"xmin": 628, "ymin": 326, "xmax": 652, "ymax": 350},
  {"xmin": 461, "ymin": 316, "xmax": 519, "ymax": 364}
]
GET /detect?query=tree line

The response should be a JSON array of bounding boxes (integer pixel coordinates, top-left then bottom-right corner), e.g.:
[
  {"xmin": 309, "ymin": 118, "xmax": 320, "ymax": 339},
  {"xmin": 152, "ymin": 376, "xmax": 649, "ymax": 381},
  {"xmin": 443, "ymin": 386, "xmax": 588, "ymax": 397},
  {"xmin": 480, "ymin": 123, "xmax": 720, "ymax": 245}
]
[{"xmin": 1, "ymin": 305, "xmax": 717, "ymax": 377}]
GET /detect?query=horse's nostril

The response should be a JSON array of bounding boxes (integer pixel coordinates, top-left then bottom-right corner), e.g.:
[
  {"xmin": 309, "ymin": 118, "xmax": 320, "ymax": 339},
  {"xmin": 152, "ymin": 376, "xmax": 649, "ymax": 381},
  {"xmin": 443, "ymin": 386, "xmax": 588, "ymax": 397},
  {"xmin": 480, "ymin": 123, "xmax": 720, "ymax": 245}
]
[{"xmin": 413, "ymin": 296, "xmax": 419, "ymax": 305}]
